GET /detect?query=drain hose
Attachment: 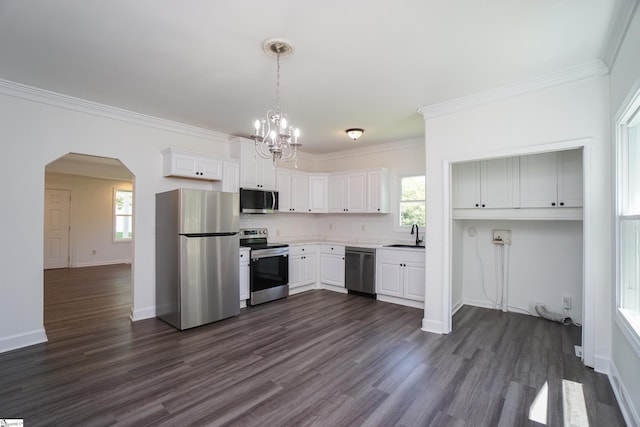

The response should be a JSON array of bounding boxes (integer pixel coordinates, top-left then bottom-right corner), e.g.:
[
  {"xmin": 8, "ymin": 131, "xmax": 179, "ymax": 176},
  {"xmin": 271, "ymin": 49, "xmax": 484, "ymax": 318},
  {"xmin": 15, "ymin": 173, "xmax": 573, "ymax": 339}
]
[{"xmin": 535, "ymin": 303, "xmax": 572, "ymax": 326}]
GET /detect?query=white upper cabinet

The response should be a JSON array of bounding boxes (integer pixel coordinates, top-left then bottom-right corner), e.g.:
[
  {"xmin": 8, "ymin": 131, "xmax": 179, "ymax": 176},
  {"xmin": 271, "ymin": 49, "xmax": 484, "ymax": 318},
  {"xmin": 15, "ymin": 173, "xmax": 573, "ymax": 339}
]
[
  {"xmin": 308, "ymin": 175, "xmax": 329, "ymax": 213},
  {"xmin": 520, "ymin": 149, "xmax": 583, "ymax": 208},
  {"xmin": 329, "ymin": 174, "xmax": 348, "ymax": 213},
  {"xmin": 221, "ymin": 160, "xmax": 239, "ymax": 193},
  {"xmin": 230, "ymin": 137, "xmax": 277, "ymax": 190},
  {"xmin": 366, "ymin": 169, "xmax": 390, "ymax": 213},
  {"xmin": 328, "ymin": 169, "xmax": 388, "ymax": 214},
  {"xmin": 162, "ymin": 148, "xmax": 222, "ymax": 181},
  {"xmin": 452, "ymin": 158, "xmax": 518, "ymax": 209},
  {"xmin": 277, "ymin": 170, "xmax": 327, "ymax": 213},
  {"xmin": 291, "ymin": 172, "xmax": 310, "ymax": 213},
  {"xmin": 276, "ymin": 169, "xmax": 293, "ymax": 211},
  {"xmin": 556, "ymin": 149, "xmax": 583, "ymax": 208},
  {"xmin": 347, "ymin": 172, "xmax": 367, "ymax": 212}
]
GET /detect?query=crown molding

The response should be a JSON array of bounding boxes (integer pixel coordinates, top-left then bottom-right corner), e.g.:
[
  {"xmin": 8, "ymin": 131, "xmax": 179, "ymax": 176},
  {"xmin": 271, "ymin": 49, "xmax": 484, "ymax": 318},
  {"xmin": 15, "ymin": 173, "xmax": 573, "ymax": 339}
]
[
  {"xmin": 418, "ymin": 60, "xmax": 609, "ymax": 120},
  {"xmin": 601, "ymin": 0, "xmax": 639, "ymax": 68},
  {"xmin": 0, "ymin": 79, "xmax": 230, "ymax": 142}
]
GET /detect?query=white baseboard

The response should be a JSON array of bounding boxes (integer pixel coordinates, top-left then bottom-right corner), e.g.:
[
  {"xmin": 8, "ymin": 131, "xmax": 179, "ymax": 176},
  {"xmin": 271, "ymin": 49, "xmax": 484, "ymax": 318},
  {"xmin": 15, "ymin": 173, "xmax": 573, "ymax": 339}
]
[
  {"xmin": 463, "ymin": 298, "xmax": 497, "ymax": 310},
  {"xmin": 376, "ymin": 294, "xmax": 424, "ymax": 309},
  {"xmin": 319, "ymin": 284, "xmax": 348, "ymax": 294},
  {"xmin": 0, "ymin": 328, "xmax": 48, "ymax": 354},
  {"xmin": 130, "ymin": 306, "xmax": 155, "ymax": 321},
  {"xmin": 71, "ymin": 259, "xmax": 132, "ymax": 268},
  {"xmin": 289, "ymin": 284, "xmax": 316, "ymax": 295},
  {"xmin": 421, "ymin": 318, "xmax": 444, "ymax": 334},
  {"xmin": 594, "ymin": 355, "xmax": 610, "ymax": 375},
  {"xmin": 451, "ymin": 299, "xmax": 464, "ymax": 315},
  {"xmin": 609, "ymin": 359, "xmax": 640, "ymax": 427}
]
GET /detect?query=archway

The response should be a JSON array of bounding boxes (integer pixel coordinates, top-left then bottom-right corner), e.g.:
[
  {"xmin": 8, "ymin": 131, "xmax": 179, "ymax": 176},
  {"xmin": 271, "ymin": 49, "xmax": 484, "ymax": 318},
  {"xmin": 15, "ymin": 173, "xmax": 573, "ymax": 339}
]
[{"xmin": 44, "ymin": 153, "xmax": 135, "ymax": 339}]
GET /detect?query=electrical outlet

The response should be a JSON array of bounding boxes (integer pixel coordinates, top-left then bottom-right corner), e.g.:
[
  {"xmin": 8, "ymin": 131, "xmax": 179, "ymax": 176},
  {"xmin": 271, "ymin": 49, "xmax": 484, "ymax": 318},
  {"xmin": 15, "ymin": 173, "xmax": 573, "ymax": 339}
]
[
  {"xmin": 361, "ymin": 224, "xmax": 365, "ymax": 231},
  {"xmin": 563, "ymin": 296, "xmax": 571, "ymax": 310},
  {"xmin": 329, "ymin": 223, "xmax": 333, "ymax": 230},
  {"xmin": 468, "ymin": 226, "xmax": 477, "ymax": 237},
  {"xmin": 492, "ymin": 229, "xmax": 511, "ymax": 244}
]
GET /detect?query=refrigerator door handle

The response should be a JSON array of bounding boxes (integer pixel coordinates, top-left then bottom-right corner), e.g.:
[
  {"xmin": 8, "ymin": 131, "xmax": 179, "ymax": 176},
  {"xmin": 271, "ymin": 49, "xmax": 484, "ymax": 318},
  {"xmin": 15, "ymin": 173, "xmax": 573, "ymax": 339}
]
[{"xmin": 181, "ymin": 232, "xmax": 239, "ymax": 238}]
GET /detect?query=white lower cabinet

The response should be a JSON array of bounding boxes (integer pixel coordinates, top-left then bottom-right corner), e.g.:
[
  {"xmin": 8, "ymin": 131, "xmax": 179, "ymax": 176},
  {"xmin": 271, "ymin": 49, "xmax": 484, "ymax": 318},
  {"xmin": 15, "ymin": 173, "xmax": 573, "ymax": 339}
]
[
  {"xmin": 239, "ymin": 248, "xmax": 250, "ymax": 303},
  {"xmin": 288, "ymin": 245, "xmax": 317, "ymax": 289},
  {"xmin": 319, "ymin": 245, "xmax": 345, "ymax": 287},
  {"xmin": 376, "ymin": 248, "xmax": 425, "ymax": 302}
]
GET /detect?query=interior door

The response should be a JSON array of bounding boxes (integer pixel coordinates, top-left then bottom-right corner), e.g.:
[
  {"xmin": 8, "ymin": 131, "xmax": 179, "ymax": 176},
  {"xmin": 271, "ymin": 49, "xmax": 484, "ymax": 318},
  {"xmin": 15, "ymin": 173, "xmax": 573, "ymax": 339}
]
[{"xmin": 44, "ymin": 189, "xmax": 70, "ymax": 269}]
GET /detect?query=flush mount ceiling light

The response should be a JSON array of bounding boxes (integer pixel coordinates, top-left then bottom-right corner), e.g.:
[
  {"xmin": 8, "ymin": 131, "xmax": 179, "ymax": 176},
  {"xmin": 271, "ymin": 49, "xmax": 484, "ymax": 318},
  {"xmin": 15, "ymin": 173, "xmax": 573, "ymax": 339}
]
[
  {"xmin": 251, "ymin": 38, "xmax": 301, "ymax": 168},
  {"xmin": 345, "ymin": 128, "xmax": 364, "ymax": 141}
]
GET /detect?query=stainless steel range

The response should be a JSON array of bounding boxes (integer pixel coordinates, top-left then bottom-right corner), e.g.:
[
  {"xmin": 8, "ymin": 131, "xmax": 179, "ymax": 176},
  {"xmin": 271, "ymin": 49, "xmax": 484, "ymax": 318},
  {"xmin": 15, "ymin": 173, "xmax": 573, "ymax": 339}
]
[{"xmin": 240, "ymin": 228, "xmax": 289, "ymax": 306}]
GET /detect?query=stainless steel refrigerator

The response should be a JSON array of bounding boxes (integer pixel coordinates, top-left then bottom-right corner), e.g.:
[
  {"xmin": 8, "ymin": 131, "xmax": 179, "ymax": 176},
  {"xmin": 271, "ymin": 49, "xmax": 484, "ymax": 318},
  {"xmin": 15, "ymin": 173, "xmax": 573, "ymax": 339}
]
[{"xmin": 156, "ymin": 189, "xmax": 240, "ymax": 330}]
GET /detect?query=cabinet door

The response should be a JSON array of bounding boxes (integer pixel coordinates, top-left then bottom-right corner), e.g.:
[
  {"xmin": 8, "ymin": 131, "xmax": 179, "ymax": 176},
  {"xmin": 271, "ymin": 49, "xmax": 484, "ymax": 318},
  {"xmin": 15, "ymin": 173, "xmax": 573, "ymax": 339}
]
[
  {"xmin": 482, "ymin": 158, "xmax": 517, "ymax": 208},
  {"xmin": 222, "ymin": 161, "xmax": 239, "ymax": 193},
  {"xmin": 320, "ymin": 253, "xmax": 345, "ymax": 287},
  {"xmin": 302, "ymin": 252, "xmax": 317, "ymax": 285},
  {"xmin": 199, "ymin": 157, "xmax": 222, "ymax": 180},
  {"xmin": 276, "ymin": 169, "xmax": 292, "ymax": 212},
  {"xmin": 519, "ymin": 152, "xmax": 558, "ymax": 208},
  {"xmin": 309, "ymin": 175, "xmax": 329, "ymax": 213},
  {"xmin": 329, "ymin": 174, "xmax": 348, "ymax": 212},
  {"xmin": 377, "ymin": 260, "xmax": 403, "ymax": 297},
  {"xmin": 367, "ymin": 169, "xmax": 389, "ymax": 213},
  {"xmin": 239, "ymin": 146, "xmax": 260, "ymax": 189},
  {"xmin": 291, "ymin": 172, "xmax": 309, "ymax": 213},
  {"xmin": 347, "ymin": 172, "xmax": 367, "ymax": 212},
  {"xmin": 557, "ymin": 149, "xmax": 583, "ymax": 207},
  {"xmin": 240, "ymin": 263, "xmax": 250, "ymax": 301},
  {"xmin": 172, "ymin": 153, "xmax": 201, "ymax": 178},
  {"xmin": 403, "ymin": 262, "xmax": 425, "ymax": 301},
  {"xmin": 257, "ymin": 159, "xmax": 277, "ymax": 191},
  {"xmin": 452, "ymin": 161, "xmax": 481, "ymax": 208},
  {"xmin": 288, "ymin": 255, "xmax": 304, "ymax": 288}
]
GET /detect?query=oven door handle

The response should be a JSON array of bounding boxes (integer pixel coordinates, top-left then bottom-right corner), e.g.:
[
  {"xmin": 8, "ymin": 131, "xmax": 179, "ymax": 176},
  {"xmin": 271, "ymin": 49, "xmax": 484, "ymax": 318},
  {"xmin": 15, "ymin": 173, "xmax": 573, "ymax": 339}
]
[{"xmin": 251, "ymin": 249, "xmax": 289, "ymax": 260}]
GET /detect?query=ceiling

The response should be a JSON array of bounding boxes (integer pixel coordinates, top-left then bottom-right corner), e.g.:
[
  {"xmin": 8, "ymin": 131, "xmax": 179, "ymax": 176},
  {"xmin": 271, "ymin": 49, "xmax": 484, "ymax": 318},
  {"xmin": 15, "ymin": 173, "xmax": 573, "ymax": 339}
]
[{"xmin": 0, "ymin": 1, "xmax": 618, "ymax": 154}]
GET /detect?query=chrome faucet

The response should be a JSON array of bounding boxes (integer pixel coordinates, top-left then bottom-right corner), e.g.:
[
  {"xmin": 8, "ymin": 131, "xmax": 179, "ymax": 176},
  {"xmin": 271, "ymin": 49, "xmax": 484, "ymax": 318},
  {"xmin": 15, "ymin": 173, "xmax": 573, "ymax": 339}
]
[{"xmin": 411, "ymin": 224, "xmax": 423, "ymax": 246}]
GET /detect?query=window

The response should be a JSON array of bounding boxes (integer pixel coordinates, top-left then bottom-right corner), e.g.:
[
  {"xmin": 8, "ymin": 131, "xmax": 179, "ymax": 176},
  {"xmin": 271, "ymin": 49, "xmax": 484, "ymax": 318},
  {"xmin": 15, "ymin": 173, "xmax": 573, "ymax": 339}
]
[
  {"xmin": 114, "ymin": 189, "xmax": 133, "ymax": 241},
  {"xmin": 617, "ymin": 91, "xmax": 640, "ymax": 347},
  {"xmin": 399, "ymin": 175, "xmax": 425, "ymax": 228}
]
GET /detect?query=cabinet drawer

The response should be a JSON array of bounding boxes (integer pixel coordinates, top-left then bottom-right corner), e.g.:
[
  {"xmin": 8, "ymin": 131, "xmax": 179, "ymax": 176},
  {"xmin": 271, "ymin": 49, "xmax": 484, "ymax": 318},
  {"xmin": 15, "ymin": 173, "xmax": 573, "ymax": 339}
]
[{"xmin": 319, "ymin": 244, "xmax": 345, "ymax": 255}]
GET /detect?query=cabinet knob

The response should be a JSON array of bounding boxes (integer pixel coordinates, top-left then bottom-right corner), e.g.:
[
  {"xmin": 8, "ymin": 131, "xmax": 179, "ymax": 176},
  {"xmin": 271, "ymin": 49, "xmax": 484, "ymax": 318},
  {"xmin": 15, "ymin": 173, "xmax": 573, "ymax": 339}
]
[
  {"xmin": 302, "ymin": 248, "xmax": 304, "ymax": 251},
  {"xmin": 240, "ymin": 254, "xmax": 243, "ymax": 258},
  {"xmin": 475, "ymin": 203, "xmax": 479, "ymax": 207},
  {"xmin": 377, "ymin": 208, "xmax": 380, "ymax": 211},
  {"xmin": 551, "ymin": 202, "xmax": 556, "ymax": 207},
  {"xmin": 331, "ymin": 247, "xmax": 334, "ymax": 250},
  {"xmin": 308, "ymin": 209, "xmax": 311, "ymax": 212},
  {"xmin": 481, "ymin": 204, "xmax": 485, "ymax": 208},
  {"xmin": 559, "ymin": 202, "xmax": 565, "ymax": 206}
]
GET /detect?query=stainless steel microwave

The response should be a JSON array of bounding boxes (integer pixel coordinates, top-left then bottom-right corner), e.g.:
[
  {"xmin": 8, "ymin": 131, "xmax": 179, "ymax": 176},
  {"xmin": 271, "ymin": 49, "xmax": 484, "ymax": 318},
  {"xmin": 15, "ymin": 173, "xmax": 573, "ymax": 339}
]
[{"xmin": 239, "ymin": 188, "xmax": 279, "ymax": 214}]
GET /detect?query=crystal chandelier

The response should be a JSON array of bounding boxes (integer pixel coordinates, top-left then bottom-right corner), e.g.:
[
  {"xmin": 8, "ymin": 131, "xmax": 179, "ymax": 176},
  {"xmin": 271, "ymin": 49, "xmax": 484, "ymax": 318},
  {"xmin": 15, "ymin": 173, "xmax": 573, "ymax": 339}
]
[{"xmin": 251, "ymin": 38, "xmax": 301, "ymax": 167}]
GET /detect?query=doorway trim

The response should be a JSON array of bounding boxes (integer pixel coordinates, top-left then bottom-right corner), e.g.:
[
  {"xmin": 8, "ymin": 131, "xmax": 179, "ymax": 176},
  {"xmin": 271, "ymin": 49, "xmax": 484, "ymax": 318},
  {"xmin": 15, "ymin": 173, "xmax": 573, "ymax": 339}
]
[{"xmin": 443, "ymin": 137, "xmax": 595, "ymax": 367}]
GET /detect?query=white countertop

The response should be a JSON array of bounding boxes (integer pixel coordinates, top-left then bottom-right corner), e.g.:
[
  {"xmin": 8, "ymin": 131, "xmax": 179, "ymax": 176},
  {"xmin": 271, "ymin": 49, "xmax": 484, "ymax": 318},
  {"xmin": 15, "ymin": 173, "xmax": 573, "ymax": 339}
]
[{"xmin": 271, "ymin": 236, "xmax": 424, "ymax": 250}]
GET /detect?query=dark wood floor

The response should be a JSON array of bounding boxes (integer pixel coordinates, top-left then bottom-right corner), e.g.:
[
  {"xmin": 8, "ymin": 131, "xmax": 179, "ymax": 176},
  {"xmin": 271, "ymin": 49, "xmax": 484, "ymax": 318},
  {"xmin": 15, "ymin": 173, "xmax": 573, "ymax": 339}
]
[{"xmin": 0, "ymin": 265, "xmax": 625, "ymax": 426}]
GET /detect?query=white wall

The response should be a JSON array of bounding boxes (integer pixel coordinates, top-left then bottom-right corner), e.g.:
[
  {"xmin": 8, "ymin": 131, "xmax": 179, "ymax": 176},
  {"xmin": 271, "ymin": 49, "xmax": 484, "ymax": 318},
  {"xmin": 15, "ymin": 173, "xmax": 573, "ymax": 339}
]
[
  {"xmin": 608, "ymin": 3, "xmax": 640, "ymax": 425},
  {"xmin": 0, "ymin": 86, "xmax": 231, "ymax": 352},
  {"xmin": 422, "ymin": 76, "xmax": 610, "ymax": 371},
  {"xmin": 45, "ymin": 173, "xmax": 133, "ymax": 267},
  {"xmin": 459, "ymin": 220, "xmax": 583, "ymax": 322}
]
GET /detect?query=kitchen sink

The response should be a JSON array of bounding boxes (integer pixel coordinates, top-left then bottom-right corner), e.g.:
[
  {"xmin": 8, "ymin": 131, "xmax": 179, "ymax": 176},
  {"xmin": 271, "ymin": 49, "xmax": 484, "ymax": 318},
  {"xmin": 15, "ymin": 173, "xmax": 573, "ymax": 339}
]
[{"xmin": 384, "ymin": 244, "xmax": 425, "ymax": 249}]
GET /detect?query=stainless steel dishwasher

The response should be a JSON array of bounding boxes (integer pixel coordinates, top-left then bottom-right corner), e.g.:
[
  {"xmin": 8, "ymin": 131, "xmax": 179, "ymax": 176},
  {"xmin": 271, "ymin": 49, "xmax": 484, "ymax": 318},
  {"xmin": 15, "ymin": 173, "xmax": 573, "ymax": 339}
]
[{"xmin": 345, "ymin": 246, "xmax": 376, "ymax": 297}]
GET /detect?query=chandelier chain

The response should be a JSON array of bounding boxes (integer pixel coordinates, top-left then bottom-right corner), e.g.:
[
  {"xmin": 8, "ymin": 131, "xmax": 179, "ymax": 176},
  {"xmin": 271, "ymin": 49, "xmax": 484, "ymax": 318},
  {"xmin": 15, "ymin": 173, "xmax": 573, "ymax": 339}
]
[{"xmin": 275, "ymin": 51, "xmax": 280, "ymax": 110}]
